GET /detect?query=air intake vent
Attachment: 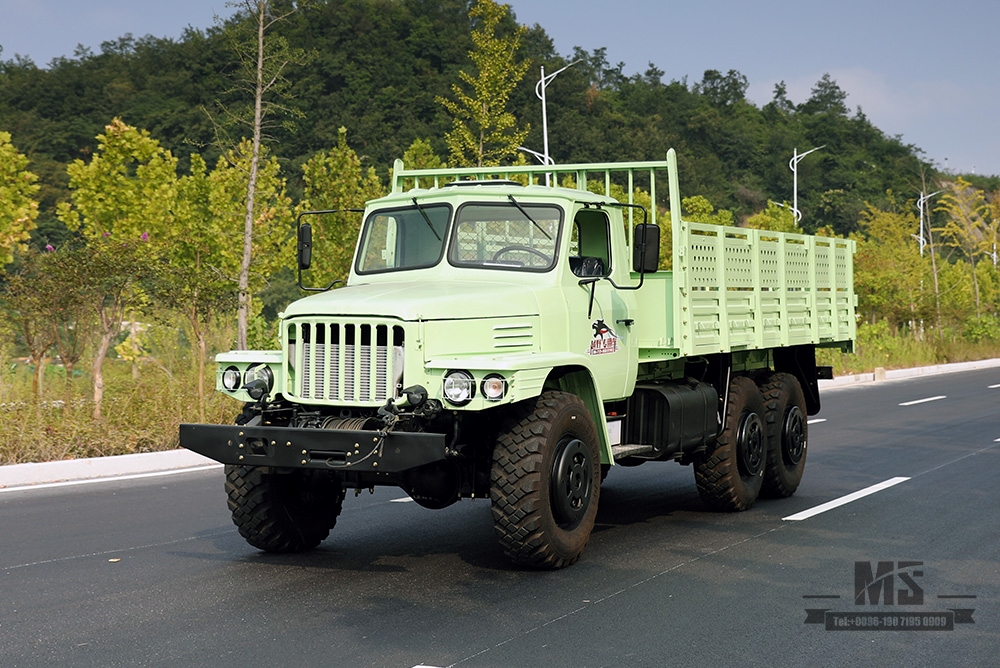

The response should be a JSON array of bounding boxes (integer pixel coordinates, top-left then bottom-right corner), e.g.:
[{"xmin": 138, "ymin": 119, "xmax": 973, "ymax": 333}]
[{"xmin": 493, "ymin": 323, "xmax": 534, "ymax": 349}]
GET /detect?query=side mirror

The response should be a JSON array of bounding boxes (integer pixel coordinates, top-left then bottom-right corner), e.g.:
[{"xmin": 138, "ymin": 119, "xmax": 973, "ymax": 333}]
[
  {"xmin": 633, "ymin": 224, "xmax": 659, "ymax": 273},
  {"xmin": 297, "ymin": 222, "xmax": 312, "ymax": 270}
]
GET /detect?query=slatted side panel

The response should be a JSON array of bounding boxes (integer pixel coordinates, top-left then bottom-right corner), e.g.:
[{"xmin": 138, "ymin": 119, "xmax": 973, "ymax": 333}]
[{"xmin": 675, "ymin": 223, "xmax": 855, "ymax": 357}]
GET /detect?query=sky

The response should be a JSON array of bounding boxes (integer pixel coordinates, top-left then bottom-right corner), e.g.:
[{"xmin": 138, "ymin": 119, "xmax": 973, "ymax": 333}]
[{"xmin": 2, "ymin": 0, "xmax": 999, "ymax": 178}]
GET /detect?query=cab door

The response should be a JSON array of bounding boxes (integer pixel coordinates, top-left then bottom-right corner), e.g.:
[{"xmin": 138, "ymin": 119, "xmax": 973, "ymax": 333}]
[{"xmin": 565, "ymin": 208, "xmax": 638, "ymax": 401}]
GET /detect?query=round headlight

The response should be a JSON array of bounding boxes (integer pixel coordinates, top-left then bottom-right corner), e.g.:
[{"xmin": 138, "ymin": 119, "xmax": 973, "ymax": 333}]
[
  {"xmin": 481, "ymin": 374, "xmax": 507, "ymax": 401},
  {"xmin": 443, "ymin": 370, "xmax": 475, "ymax": 406},
  {"xmin": 244, "ymin": 364, "xmax": 274, "ymax": 395},
  {"xmin": 222, "ymin": 366, "xmax": 241, "ymax": 391}
]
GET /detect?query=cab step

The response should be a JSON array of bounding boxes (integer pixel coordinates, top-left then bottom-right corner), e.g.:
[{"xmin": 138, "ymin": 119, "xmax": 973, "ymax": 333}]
[{"xmin": 611, "ymin": 443, "xmax": 655, "ymax": 460}]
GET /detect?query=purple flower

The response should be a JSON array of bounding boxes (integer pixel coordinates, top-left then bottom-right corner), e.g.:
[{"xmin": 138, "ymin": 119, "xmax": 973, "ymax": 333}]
[
  {"xmin": 103, "ymin": 231, "xmax": 111, "ymax": 238},
  {"xmin": 45, "ymin": 244, "xmax": 55, "ymax": 252},
  {"xmin": 140, "ymin": 231, "xmax": 148, "ymax": 241}
]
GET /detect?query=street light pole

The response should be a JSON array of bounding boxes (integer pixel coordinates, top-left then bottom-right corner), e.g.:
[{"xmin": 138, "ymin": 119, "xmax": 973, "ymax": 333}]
[
  {"xmin": 517, "ymin": 145, "xmax": 554, "ymax": 166},
  {"xmin": 915, "ymin": 189, "xmax": 943, "ymax": 256},
  {"xmin": 535, "ymin": 60, "xmax": 581, "ymax": 181},
  {"xmin": 789, "ymin": 146, "xmax": 825, "ymax": 223}
]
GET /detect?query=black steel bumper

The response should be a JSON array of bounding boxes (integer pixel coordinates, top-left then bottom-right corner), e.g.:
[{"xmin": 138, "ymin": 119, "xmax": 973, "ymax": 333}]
[{"xmin": 179, "ymin": 423, "xmax": 448, "ymax": 473}]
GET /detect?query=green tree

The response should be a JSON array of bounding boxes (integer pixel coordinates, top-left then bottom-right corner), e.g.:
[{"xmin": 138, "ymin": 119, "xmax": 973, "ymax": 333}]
[
  {"xmin": 2, "ymin": 249, "xmax": 59, "ymax": 400},
  {"xmin": 438, "ymin": 0, "xmax": 530, "ymax": 167},
  {"xmin": 56, "ymin": 119, "xmax": 179, "ymax": 240},
  {"xmin": 55, "ymin": 120, "xmax": 176, "ymax": 418},
  {"xmin": 402, "ymin": 137, "xmax": 445, "ymax": 170},
  {"xmin": 745, "ymin": 201, "xmax": 800, "ymax": 233},
  {"xmin": 936, "ymin": 177, "xmax": 989, "ymax": 316},
  {"xmin": 694, "ymin": 69, "xmax": 749, "ymax": 108},
  {"xmin": 300, "ymin": 127, "xmax": 385, "ymax": 285},
  {"xmin": 799, "ymin": 73, "xmax": 848, "ymax": 116},
  {"xmin": 853, "ymin": 202, "xmax": 924, "ymax": 329},
  {"xmin": 0, "ymin": 131, "xmax": 40, "ymax": 264},
  {"xmin": 82, "ymin": 237, "xmax": 158, "ymax": 419},
  {"xmin": 682, "ymin": 195, "xmax": 734, "ymax": 226},
  {"xmin": 48, "ymin": 245, "xmax": 95, "ymax": 403}
]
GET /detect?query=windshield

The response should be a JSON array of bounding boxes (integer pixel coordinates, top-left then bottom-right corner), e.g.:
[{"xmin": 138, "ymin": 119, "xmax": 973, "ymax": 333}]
[
  {"xmin": 448, "ymin": 202, "xmax": 563, "ymax": 271},
  {"xmin": 356, "ymin": 204, "xmax": 451, "ymax": 274}
]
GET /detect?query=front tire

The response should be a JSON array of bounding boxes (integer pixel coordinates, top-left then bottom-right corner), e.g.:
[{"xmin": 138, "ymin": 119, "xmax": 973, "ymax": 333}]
[
  {"xmin": 490, "ymin": 391, "xmax": 601, "ymax": 569},
  {"xmin": 760, "ymin": 373, "xmax": 808, "ymax": 498},
  {"xmin": 225, "ymin": 466, "xmax": 345, "ymax": 553},
  {"xmin": 695, "ymin": 375, "xmax": 766, "ymax": 511}
]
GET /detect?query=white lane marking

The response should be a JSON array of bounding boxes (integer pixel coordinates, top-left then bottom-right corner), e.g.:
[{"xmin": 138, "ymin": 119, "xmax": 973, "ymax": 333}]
[
  {"xmin": 0, "ymin": 465, "xmax": 223, "ymax": 494},
  {"xmin": 898, "ymin": 395, "xmax": 946, "ymax": 406},
  {"xmin": 782, "ymin": 477, "xmax": 910, "ymax": 521},
  {"xmin": 3, "ymin": 527, "xmax": 235, "ymax": 571},
  {"xmin": 989, "ymin": 384, "xmax": 1000, "ymax": 389},
  {"xmin": 807, "ymin": 418, "xmax": 826, "ymax": 424},
  {"xmin": 391, "ymin": 497, "xmax": 414, "ymax": 503},
  {"xmin": 995, "ymin": 438, "xmax": 1000, "ymax": 443}
]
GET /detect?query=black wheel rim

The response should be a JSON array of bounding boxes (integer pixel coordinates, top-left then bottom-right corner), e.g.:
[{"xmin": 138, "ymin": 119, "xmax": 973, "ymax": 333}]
[
  {"xmin": 782, "ymin": 406, "xmax": 806, "ymax": 465},
  {"xmin": 736, "ymin": 410, "xmax": 765, "ymax": 478},
  {"xmin": 550, "ymin": 437, "xmax": 592, "ymax": 529}
]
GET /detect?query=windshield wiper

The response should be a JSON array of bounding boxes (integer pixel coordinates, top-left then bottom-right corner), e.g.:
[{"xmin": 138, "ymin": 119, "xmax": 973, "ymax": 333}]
[
  {"xmin": 507, "ymin": 194, "xmax": 551, "ymax": 240},
  {"xmin": 411, "ymin": 198, "xmax": 442, "ymax": 241}
]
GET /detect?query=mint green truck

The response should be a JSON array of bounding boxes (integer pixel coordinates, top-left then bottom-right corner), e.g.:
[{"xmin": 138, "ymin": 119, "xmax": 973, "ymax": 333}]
[{"xmin": 180, "ymin": 150, "xmax": 856, "ymax": 568}]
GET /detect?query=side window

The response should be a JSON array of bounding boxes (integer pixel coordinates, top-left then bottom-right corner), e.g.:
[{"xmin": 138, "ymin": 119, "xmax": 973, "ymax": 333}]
[{"xmin": 569, "ymin": 209, "xmax": 611, "ymax": 277}]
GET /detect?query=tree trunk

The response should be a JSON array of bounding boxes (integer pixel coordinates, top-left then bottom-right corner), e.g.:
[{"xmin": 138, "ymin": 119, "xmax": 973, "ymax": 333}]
[
  {"xmin": 190, "ymin": 302, "xmax": 207, "ymax": 423},
  {"xmin": 971, "ymin": 258, "xmax": 981, "ymax": 318},
  {"xmin": 32, "ymin": 354, "xmax": 45, "ymax": 402},
  {"xmin": 236, "ymin": 0, "xmax": 268, "ymax": 351},
  {"xmin": 92, "ymin": 330, "xmax": 114, "ymax": 420},
  {"xmin": 64, "ymin": 360, "xmax": 75, "ymax": 410}
]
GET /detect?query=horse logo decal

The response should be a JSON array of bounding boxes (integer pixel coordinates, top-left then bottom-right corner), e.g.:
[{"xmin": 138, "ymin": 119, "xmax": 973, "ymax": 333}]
[{"xmin": 588, "ymin": 319, "xmax": 619, "ymax": 355}]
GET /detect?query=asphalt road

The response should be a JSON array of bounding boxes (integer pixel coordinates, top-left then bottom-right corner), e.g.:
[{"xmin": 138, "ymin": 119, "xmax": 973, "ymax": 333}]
[{"xmin": 2, "ymin": 368, "xmax": 998, "ymax": 667}]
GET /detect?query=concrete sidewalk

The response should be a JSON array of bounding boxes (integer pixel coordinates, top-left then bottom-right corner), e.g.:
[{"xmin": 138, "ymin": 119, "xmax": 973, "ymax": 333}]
[{"xmin": 2, "ymin": 357, "xmax": 998, "ymax": 490}]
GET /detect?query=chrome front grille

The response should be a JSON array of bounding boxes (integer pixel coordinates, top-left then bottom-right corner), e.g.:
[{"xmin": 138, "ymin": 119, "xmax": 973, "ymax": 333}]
[{"xmin": 286, "ymin": 319, "xmax": 404, "ymax": 404}]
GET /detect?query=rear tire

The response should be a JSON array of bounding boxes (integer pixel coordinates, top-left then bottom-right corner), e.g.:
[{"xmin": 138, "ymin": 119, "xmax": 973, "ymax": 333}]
[
  {"xmin": 760, "ymin": 373, "xmax": 808, "ymax": 498},
  {"xmin": 490, "ymin": 391, "xmax": 601, "ymax": 569},
  {"xmin": 694, "ymin": 376, "xmax": 766, "ymax": 511},
  {"xmin": 225, "ymin": 466, "xmax": 345, "ymax": 553}
]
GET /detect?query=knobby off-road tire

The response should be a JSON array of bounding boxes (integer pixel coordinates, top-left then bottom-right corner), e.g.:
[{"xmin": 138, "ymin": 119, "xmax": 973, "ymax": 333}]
[
  {"xmin": 225, "ymin": 465, "xmax": 345, "ymax": 553},
  {"xmin": 760, "ymin": 372, "xmax": 808, "ymax": 498},
  {"xmin": 695, "ymin": 375, "xmax": 766, "ymax": 511},
  {"xmin": 490, "ymin": 391, "xmax": 602, "ymax": 569}
]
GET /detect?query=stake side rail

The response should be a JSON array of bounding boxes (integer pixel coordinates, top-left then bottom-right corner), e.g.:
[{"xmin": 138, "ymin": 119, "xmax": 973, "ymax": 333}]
[{"xmin": 671, "ymin": 221, "xmax": 856, "ymax": 358}]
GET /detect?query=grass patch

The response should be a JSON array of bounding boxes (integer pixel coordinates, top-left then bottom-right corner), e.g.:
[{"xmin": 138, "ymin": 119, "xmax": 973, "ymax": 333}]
[
  {"xmin": 819, "ymin": 320, "xmax": 1000, "ymax": 375},
  {"xmin": 0, "ymin": 360, "xmax": 235, "ymax": 465}
]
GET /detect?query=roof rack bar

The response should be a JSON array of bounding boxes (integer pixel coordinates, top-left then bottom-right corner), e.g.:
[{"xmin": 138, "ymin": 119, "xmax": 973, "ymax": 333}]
[{"xmin": 391, "ymin": 158, "xmax": 673, "ymax": 194}]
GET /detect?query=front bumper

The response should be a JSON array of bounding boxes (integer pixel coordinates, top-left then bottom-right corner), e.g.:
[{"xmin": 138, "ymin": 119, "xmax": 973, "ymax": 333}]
[{"xmin": 179, "ymin": 423, "xmax": 447, "ymax": 473}]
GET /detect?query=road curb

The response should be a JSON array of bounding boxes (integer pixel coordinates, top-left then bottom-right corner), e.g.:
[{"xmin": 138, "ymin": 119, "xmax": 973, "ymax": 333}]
[
  {"xmin": 0, "ymin": 449, "xmax": 219, "ymax": 489},
  {"xmin": 2, "ymin": 357, "xmax": 998, "ymax": 489},
  {"xmin": 819, "ymin": 357, "xmax": 1000, "ymax": 389}
]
